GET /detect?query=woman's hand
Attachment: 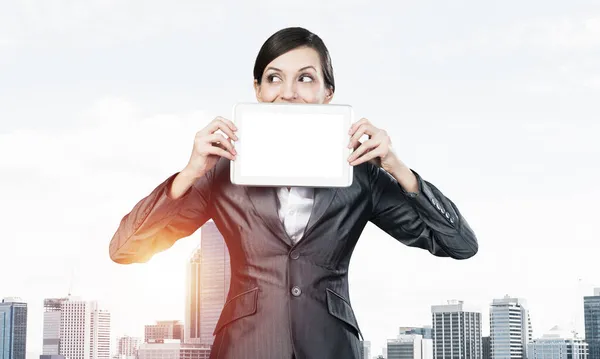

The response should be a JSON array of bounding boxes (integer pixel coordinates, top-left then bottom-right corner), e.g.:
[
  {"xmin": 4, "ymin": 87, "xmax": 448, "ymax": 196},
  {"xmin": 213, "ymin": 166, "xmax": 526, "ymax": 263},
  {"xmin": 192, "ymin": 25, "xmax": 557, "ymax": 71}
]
[
  {"xmin": 347, "ymin": 118, "xmax": 401, "ymax": 173},
  {"xmin": 347, "ymin": 118, "xmax": 419, "ymax": 193},
  {"xmin": 182, "ymin": 116, "xmax": 238, "ymax": 179}
]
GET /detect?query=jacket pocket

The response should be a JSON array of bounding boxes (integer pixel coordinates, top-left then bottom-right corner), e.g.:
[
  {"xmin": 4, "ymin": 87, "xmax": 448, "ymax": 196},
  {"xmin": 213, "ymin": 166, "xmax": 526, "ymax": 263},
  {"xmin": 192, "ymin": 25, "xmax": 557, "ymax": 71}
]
[
  {"xmin": 213, "ymin": 287, "xmax": 259, "ymax": 335},
  {"xmin": 325, "ymin": 288, "xmax": 363, "ymax": 340}
]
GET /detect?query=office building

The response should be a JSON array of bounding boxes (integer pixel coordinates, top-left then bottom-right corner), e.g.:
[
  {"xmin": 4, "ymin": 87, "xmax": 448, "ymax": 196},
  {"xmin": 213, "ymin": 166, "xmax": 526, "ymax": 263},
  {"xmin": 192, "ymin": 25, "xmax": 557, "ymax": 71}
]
[
  {"xmin": 584, "ymin": 288, "xmax": 600, "ymax": 359},
  {"xmin": 145, "ymin": 321, "xmax": 183, "ymax": 343},
  {"xmin": 42, "ymin": 296, "xmax": 110, "ymax": 359},
  {"xmin": 388, "ymin": 334, "xmax": 433, "ymax": 359},
  {"xmin": 138, "ymin": 341, "xmax": 210, "ymax": 359},
  {"xmin": 39, "ymin": 356, "xmax": 65, "ymax": 359},
  {"xmin": 0, "ymin": 298, "xmax": 27, "ymax": 359},
  {"xmin": 184, "ymin": 222, "xmax": 230, "ymax": 345},
  {"xmin": 115, "ymin": 335, "xmax": 141, "ymax": 359},
  {"xmin": 490, "ymin": 295, "xmax": 532, "ymax": 359},
  {"xmin": 527, "ymin": 326, "xmax": 587, "ymax": 359},
  {"xmin": 43, "ymin": 298, "xmax": 69, "ymax": 355},
  {"xmin": 400, "ymin": 327, "xmax": 433, "ymax": 340},
  {"xmin": 483, "ymin": 337, "xmax": 491, "ymax": 359},
  {"xmin": 432, "ymin": 300, "xmax": 482, "ymax": 359},
  {"xmin": 360, "ymin": 340, "xmax": 371, "ymax": 359}
]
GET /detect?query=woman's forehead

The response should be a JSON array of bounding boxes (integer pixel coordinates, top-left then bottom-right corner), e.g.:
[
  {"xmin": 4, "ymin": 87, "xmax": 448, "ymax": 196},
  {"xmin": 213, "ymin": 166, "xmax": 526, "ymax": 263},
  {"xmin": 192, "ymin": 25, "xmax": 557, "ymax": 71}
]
[{"xmin": 267, "ymin": 47, "xmax": 321, "ymax": 72}]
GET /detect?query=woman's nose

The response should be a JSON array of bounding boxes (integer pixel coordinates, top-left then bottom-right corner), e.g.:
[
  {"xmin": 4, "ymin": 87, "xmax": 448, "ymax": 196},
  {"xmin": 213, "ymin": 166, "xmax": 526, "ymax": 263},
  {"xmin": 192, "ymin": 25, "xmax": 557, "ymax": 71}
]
[{"xmin": 280, "ymin": 82, "xmax": 298, "ymax": 101}]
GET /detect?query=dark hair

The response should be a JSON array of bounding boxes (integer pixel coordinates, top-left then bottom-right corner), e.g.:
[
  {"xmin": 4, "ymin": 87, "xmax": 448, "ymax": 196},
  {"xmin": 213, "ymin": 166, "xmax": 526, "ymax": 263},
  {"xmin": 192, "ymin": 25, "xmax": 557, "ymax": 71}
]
[{"xmin": 253, "ymin": 27, "xmax": 335, "ymax": 93}]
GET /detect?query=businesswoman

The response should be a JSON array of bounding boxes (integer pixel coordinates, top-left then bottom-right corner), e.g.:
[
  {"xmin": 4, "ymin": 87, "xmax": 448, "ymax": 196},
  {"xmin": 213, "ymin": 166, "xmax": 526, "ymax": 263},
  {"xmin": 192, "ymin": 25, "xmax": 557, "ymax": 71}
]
[{"xmin": 109, "ymin": 27, "xmax": 478, "ymax": 359}]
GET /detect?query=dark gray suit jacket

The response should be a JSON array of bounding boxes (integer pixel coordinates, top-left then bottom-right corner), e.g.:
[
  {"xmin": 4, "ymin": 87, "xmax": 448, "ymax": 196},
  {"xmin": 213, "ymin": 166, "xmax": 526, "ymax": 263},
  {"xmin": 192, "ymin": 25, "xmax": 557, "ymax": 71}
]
[{"xmin": 109, "ymin": 158, "xmax": 478, "ymax": 359}]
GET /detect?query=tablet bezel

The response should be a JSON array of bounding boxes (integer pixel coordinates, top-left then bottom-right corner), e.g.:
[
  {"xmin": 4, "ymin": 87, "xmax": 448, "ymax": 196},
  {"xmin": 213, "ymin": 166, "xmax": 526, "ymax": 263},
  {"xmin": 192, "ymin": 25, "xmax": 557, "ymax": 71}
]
[{"xmin": 230, "ymin": 102, "xmax": 354, "ymax": 187}]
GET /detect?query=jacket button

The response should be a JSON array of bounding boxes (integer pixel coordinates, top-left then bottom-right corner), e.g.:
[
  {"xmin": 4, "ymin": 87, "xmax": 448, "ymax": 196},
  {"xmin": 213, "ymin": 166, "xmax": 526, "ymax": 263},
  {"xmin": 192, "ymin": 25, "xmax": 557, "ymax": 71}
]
[
  {"xmin": 291, "ymin": 286, "xmax": 302, "ymax": 297},
  {"xmin": 290, "ymin": 251, "xmax": 300, "ymax": 260}
]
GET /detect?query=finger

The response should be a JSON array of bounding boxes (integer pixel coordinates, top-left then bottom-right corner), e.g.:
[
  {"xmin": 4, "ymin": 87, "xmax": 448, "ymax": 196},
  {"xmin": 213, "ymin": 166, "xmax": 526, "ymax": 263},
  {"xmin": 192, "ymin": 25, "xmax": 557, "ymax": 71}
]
[
  {"xmin": 214, "ymin": 140, "xmax": 233, "ymax": 153},
  {"xmin": 348, "ymin": 138, "xmax": 378, "ymax": 162},
  {"xmin": 350, "ymin": 147, "xmax": 383, "ymax": 166},
  {"xmin": 206, "ymin": 144, "xmax": 236, "ymax": 161},
  {"xmin": 348, "ymin": 118, "xmax": 369, "ymax": 136},
  {"xmin": 348, "ymin": 123, "xmax": 375, "ymax": 148},
  {"xmin": 206, "ymin": 133, "xmax": 237, "ymax": 155},
  {"xmin": 205, "ymin": 118, "xmax": 238, "ymax": 141},
  {"xmin": 215, "ymin": 120, "xmax": 239, "ymax": 141},
  {"xmin": 215, "ymin": 116, "xmax": 238, "ymax": 134}
]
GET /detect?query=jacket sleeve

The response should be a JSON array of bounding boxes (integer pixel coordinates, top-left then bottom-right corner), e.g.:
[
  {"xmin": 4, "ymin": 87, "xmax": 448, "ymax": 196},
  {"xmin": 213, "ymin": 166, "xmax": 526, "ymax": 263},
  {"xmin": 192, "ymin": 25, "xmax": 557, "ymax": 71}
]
[
  {"xmin": 368, "ymin": 163, "xmax": 478, "ymax": 259},
  {"xmin": 108, "ymin": 168, "xmax": 215, "ymax": 264}
]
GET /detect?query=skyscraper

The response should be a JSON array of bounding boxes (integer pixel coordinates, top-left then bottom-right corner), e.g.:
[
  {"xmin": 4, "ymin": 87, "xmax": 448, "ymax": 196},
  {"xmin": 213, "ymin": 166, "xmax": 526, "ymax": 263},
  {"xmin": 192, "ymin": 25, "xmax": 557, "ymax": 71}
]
[
  {"xmin": 185, "ymin": 247, "xmax": 202, "ymax": 344},
  {"xmin": 43, "ymin": 298, "xmax": 69, "ymax": 355},
  {"xmin": 483, "ymin": 337, "xmax": 491, "ymax": 359},
  {"xmin": 144, "ymin": 321, "xmax": 183, "ymax": 343},
  {"xmin": 388, "ymin": 334, "xmax": 433, "ymax": 359},
  {"xmin": 400, "ymin": 327, "xmax": 433, "ymax": 339},
  {"xmin": 432, "ymin": 300, "xmax": 482, "ymax": 359},
  {"xmin": 0, "ymin": 297, "xmax": 28, "ymax": 359},
  {"xmin": 584, "ymin": 288, "xmax": 600, "ymax": 359},
  {"xmin": 42, "ymin": 296, "xmax": 111, "ymax": 359},
  {"xmin": 527, "ymin": 326, "xmax": 588, "ymax": 359},
  {"xmin": 490, "ymin": 295, "xmax": 532, "ymax": 359},
  {"xmin": 359, "ymin": 340, "xmax": 371, "ymax": 359},
  {"xmin": 115, "ymin": 335, "xmax": 141, "ymax": 359},
  {"xmin": 184, "ymin": 221, "xmax": 231, "ymax": 346}
]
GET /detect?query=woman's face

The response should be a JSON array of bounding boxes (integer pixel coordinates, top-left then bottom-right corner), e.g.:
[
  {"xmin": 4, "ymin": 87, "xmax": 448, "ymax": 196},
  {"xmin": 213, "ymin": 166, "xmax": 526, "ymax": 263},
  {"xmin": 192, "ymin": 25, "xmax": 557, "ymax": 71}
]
[{"xmin": 254, "ymin": 46, "xmax": 333, "ymax": 104}]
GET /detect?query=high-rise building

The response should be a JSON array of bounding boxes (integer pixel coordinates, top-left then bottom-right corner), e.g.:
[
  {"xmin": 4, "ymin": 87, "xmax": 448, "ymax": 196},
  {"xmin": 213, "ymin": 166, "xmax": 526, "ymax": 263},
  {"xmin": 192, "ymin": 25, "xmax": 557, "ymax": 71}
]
[
  {"xmin": 43, "ymin": 298, "xmax": 69, "ymax": 355},
  {"xmin": 359, "ymin": 340, "xmax": 371, "ymax": 359},
  {"xmin": 144, "ymin": 321, "xmax": 183, "ymax": 343},
  {"xmin": 490, "ymin": 295, "xmax": 532, "ymax": 359},
  {"xmin": 584, "ymin": 288, "xmax": 600, "ymax": 359},
  {"xmin": 483, "ymin": 337, "xmax": 491, "ymax": 359},
  {"xmin": 388, "ymin": 334, "xmax": 433, "ymax": 359},
  {"xmin": 90, "ymin": 303, "xmax": 111, "ymax": 359},
  {"xmin": 527, "ymin": 326, "xmax": 588, "ymax": 359},
  {"xmin": 432, "ymin": 300, "xmax": 482, "ymax": 359},
  {"xmin": 42, "ymin": 296, "xmax": 111, "ymax": 359},
  {"xmin": 137, "ymin": 341, "xmax": 210, "ymax": 359},
  {"xmin": 184, "ymin": 222, "xmax": 230, "ymax": 346},
  {"xmin": 185, "ymin": 248, "xmax": 202, "ymax": 344},
  {"xmin": 400, "ymin": 327, "xmax": 433, "ymax": 340},
  {"xmin": 115, "ymin": 335, "xmax": 141, "ymax": 359},
  {"xmin": 0, "ymin": 297, "xmax": 28, "ymax": 359}
]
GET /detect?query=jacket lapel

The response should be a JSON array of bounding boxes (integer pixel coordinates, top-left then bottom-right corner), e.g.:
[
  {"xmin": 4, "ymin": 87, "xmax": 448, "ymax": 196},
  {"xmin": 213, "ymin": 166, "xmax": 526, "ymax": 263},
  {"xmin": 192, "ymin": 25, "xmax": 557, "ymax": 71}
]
[
  {"xmin": 244, "ymin": 186, "xmax": 293, "ymax": 247},
  {"xmin": 302, "ymin": 187, "xmax": 338, "ymax": 240},
  {"xmin": 244, "ymin": 186, "xmax": 338, "ymax": 247}
]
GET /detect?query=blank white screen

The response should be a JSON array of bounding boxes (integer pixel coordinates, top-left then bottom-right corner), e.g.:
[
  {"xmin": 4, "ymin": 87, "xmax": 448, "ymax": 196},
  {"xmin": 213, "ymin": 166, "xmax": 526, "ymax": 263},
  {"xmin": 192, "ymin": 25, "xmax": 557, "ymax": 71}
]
[{"xmin": 239, "ymin": 112, "xmax": 345, "ymax": 178}]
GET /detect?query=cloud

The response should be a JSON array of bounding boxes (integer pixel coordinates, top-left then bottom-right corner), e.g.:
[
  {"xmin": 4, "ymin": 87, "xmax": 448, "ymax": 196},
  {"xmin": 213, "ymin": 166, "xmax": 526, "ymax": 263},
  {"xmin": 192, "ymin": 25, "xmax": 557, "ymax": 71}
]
[
  {"xmin": 0, "ymin": 1, "xmax": 228, "ymax": 51},
  {"xmin": 0, "ymin": 96, "xmax": 207, "ymax": 179},
  {"xmin": 413, "ymin": 14, "xmax": 600, "ymax": 59},
  {"xmin": 0, "ymin": 96, "xmax": 212, "ymax": 267}
]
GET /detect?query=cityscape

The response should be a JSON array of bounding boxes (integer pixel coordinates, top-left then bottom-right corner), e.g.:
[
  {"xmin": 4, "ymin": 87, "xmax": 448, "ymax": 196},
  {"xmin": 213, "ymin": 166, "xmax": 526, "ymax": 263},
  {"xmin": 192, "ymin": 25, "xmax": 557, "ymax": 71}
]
[{"xmin": 2, "ymin": 221, "xmax": 599, "ymax": 359}]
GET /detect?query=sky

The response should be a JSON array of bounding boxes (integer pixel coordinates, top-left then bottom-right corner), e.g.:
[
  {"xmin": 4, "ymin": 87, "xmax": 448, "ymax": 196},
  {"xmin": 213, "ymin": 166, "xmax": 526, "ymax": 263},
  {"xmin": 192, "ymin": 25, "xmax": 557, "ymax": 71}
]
[{"xmin": 1, "ymin": 0, "xmax": 599, "ymax": 358}]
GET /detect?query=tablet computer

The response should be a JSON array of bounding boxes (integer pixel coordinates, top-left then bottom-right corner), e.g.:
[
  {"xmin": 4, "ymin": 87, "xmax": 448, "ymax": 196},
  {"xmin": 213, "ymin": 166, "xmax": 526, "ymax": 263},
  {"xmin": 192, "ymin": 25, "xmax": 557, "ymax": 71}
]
[{"xmin": 230, "ymin": 102, "xmax": 354, "ymax": 187}]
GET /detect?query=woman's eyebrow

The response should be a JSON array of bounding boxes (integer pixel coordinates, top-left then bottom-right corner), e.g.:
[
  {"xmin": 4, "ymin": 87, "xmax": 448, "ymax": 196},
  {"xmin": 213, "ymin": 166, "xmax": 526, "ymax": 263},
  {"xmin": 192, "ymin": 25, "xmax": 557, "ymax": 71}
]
[{"xmin": 265, "ymin": 66, "xmax": 317, "ymax": 73}]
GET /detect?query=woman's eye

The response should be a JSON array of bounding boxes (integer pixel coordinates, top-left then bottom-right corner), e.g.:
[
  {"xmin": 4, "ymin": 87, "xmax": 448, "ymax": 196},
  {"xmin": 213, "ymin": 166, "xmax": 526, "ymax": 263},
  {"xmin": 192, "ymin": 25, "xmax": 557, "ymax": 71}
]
[
  {"xmin": 267, "ymin": 75, "xmax": 281, "ymax": 83},
  {"xmin": 299, "ymin": 75, "xmax": 313, "ymax": 82}
]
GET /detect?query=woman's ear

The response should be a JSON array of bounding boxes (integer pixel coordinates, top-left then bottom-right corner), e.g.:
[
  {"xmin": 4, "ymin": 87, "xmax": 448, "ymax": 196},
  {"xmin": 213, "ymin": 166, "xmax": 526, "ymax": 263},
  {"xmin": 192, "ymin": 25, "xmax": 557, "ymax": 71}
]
[
  {"xmin": 254, "ymin": 80, "xmax": 262, "ymax": 102},
  {"xmin": 324, "ymin": 87, "xmax": 334, "ymax": 104}
]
